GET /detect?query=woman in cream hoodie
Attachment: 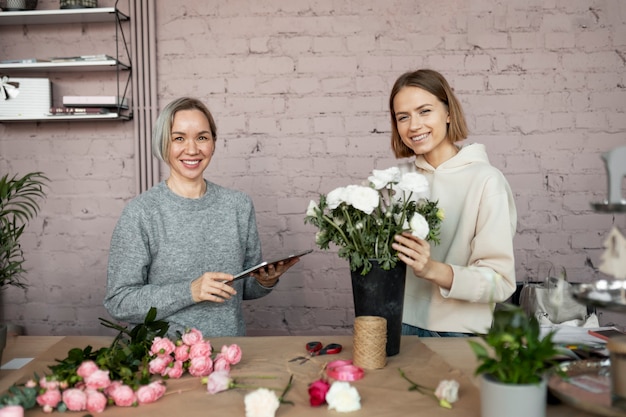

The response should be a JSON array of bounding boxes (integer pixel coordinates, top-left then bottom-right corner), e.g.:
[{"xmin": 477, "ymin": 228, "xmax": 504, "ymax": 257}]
[{"xmin": 389, "ymin": 69, "xmax": 517, "ymax": 336}]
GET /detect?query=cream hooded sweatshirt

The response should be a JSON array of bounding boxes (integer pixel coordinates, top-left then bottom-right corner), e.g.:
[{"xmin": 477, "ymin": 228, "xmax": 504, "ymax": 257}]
[{"xmin": 400, "ymin": 143, "xmax": 517, "ymax": 333}]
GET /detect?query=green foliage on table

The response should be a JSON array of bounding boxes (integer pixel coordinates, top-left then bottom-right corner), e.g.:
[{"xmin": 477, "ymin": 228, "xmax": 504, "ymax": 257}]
[
  {"xmin": 0, "ymin": 171, "xmax": 49, "ymax": 290},
  {"xmin": 0, "ymin": 308, "xmax": 169, "ymax": 408},
  {"xmin": 49, "ymin": 307, "xmax": 169, "ymax": 388},
  {"xmin": 468, "ymin": 304, "xmax": 560, "ymax": 384}
]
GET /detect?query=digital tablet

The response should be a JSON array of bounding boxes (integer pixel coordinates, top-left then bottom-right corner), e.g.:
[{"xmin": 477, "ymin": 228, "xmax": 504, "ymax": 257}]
[{"xmin": 232, "ymin": 249, "xmax": 313, "ymax": 280}]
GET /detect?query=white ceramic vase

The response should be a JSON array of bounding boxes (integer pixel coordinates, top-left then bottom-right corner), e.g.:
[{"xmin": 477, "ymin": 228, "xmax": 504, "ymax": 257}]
[{"xmin": 480, "ymin": 373, "xmax": 547, "ymax": 417}]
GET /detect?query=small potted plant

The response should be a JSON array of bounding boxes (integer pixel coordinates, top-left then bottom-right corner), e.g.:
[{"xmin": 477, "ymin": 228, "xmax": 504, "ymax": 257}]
[
  {"xmin": 468, "ymin": 304, "xmax": 561, "ymax": 417},
  {"xmin": 0, "ymin": 171, "xmax": 48, "ymax": 362}
]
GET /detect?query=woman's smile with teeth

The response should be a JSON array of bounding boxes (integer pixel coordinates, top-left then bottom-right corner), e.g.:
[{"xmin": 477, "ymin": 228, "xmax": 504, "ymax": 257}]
[
  {"xmin": 412, "ymin": 133, "xmax": 429, "ymax": 142},
  {"xmin": 182, "ymin": 160, "xmax": 200, "ymax": 166}
]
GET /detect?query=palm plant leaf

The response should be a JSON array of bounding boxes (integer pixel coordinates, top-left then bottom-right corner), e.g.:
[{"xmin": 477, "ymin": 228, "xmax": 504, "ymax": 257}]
[{"xmin": 0, "ymin": 171, "xmax": 49, "ymax": 289}]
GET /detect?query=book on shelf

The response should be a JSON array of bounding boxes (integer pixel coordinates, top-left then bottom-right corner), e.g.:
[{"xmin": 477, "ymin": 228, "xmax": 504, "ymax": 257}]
[
  {"xmin": 49, "ymin": 55, "xmax": 115, "ymax": 63},
  {"xmin": 48, "ymin": 107, "xmax": 111, "ymax": 115},
  {"xmin": 0, "ymin": 58, "xmax": 50, "ymax": 64},
  {"xmin": 62, "ymin": 95, "xmax": 128, "ymax": 109}
]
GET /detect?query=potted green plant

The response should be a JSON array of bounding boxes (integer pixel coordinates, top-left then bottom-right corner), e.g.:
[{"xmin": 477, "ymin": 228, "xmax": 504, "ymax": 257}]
[
  {"xmin": 0, "ymin": 171, "xmax": 48, "ymax": 363},
  {"xmin": 468, "ymin": 304, "xmax": 561, "ymax": 417}
]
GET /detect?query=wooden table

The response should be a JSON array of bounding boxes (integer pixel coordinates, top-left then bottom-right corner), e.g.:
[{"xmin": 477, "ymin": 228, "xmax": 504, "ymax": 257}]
[{"xmin": 0, "ymin": 335, "xmax": 604, "ymax": 416}]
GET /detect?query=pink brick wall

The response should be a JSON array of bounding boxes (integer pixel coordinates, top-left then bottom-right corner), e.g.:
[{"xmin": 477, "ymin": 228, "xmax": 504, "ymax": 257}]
[{"xmin": 1, "ymin": 0, "xmax": 625, "ymax": 335}]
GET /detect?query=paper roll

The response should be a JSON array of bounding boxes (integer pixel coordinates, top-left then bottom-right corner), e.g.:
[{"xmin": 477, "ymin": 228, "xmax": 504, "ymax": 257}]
[{"xmin": 353, "ymin": 315, "xmax": 387, "ymax": 369}]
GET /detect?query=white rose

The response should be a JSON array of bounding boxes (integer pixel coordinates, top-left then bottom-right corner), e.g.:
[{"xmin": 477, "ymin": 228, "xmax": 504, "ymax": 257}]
[
  {"xmin": 397, "ymin": 172, "xmax": 430, "ymax": 200},
  {"xmin": 344, "ymin": 185, "xmax": 379, "ymax": 215},
  {"xmin": 306, "ymin": 200, "xmax": 319, "ymax": 217},
  {"xmin": 244, "ymin": 388, "xmax": 280, "ymax": 417},
  {"xmin": 326, "ymin": 381, "xmax": 361, "ymax": 413},
  {"xmin": 326, "ymin": 187, "xmax": 347, "ymax": 209},
  {"xmin": 409, "ymin": 213, "xmax": 429, "ymax": 240},
  {"xmin": 368, "ymin": 167, "xmax": 401, "ymax": 190},
  {"xmin": 434, "ymin": 380, "xmax": 459, "ymax": 404}
]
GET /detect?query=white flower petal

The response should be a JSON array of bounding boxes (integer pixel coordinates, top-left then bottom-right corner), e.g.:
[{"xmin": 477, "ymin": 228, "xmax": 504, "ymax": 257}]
[
  {"xmin": 409, "ymin": 213, "xmax": 430, "ymax": 240},
  {"xmin": 326, "ymin": 381, "xmax": 361, "ymax": 413},
  {"xmin": 344, "ymin": 185, "xmax": 379, "ymax": 215}
]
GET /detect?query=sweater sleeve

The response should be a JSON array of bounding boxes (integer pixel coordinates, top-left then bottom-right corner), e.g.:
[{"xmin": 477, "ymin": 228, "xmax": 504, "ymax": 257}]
[
  {"xmin": 241, "ymin": 199, "xmax": 273, "ymax": 300},
  {"xmin": 443, "ymin": 175, "xmax": 517, "ymax": 303},
  {"xmin": 104, "ymin": 203, "xmax": 195, "ymax": 324}
]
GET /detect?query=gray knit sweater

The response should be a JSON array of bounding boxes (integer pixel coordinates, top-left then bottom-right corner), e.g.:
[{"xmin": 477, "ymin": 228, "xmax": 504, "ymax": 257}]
[{"xmin": 104, "ymin": 180, "xmax": 270, "ymax": 337}]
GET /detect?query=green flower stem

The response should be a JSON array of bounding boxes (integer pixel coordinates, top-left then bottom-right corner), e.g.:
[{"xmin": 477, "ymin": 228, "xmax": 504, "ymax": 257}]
[
  {"xmin": 341, "ymin": 205, "xmax": 366, "ymax": 254},
  {"xmin": 321, "ymin": 213, "xmax": 352, "ymax": 249},
  {"xmin": 278, "ymin": 374, "xmax": 294, "ymax": 405},
  {"xmin": 398, "ymin": 368, "xmax": 451, "ymax": 409}
]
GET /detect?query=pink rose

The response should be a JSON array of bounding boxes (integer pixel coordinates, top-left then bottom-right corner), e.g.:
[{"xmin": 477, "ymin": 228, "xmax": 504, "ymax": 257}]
[
  {"xmin": 221, "ymin": 344, "xmax": 242, "ymax": 365},
  {"xmin": 188, "ymin": 356, "xmax": 213, "ymax": 377},
  {"xmin": 189, "ymin": 341, "xmax": 212, "ymax": 359},
  {"xmin": 85, "ymin": 389, "xmax": 108, "ymax": 413},
  {"xmin": 136, "ymin": 381, "xmax": 166, "ymax": 404},
  {"xmin": 174, "ymin": 344, "xmax": 190, "ymax": 362},
  {"xmin": 39, "ymin": 377, "xmax": 59, "ymax": 390},
  {"xmin": 181, "ymin": 328, "xmax": 205, "ymax": 346},
  {"xmin": 0, "ymin": 405, "xmax": 24, "ymax": 417},
  {"xmin": 103, "ymin": 380, "xmax": 122, "ymax": 397},
  {"xmin": 62, "ymin": 388, "xmax": 87, "ymax": 412},
  {"xmin": 213, "ymin": 355, "xmax": 231, "ymax": 372},
  {"xmin": 108, "ymin": 383, "xmax": 136, "ymax": 407},
  {"xmin": 25, "ymin": 380, "xmax": 37, "ymax": 389},
  {"xmin": 150, "ymin": 336, "xmax": 176, "ymax": 356},
  {"xmin": 308, "ymin": 379, "xmax": 330, "ymax": 406},
  {"xmin": 163, "ymin": 360, "xmax": 184, "ymax": 379},
  {"xmin": 76, "ymin": 360, "xmax": 99, "ymax": 379},
  {"xmin": 84, "ymin": 369, "xmax": 111, "ymax": 390},
  {"xmin": 149, "ymin": 354, "xmax": 173, "ymax": 375},
  {"xmin": 36, "ymin": 388, "xmax": 62, "ymax": 409},
  {"xmin": 206, "ymin": 370, "xmax": 233, "ymax": 394}
]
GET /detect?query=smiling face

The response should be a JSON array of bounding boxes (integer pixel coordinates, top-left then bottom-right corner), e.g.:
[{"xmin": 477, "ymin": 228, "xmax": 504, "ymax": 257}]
[
  {"xmin": 167, "ymin": 109, "xmax": 215, "ymax": 183},
  {"xmin": 392, "ymin": 86, "xmax": 456, "ymax": 167}
]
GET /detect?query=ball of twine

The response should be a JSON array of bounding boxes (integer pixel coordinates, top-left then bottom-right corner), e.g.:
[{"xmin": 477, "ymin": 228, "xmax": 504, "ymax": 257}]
[{"xmin": 353, "ymin": 315, "xmax": 387, "ymax": 369}]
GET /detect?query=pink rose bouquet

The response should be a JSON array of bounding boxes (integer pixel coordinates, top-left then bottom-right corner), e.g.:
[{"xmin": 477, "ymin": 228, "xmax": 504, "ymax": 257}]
[{"xmin": 147, "ymin": 328, "xmax": 243, "ymax": 380}]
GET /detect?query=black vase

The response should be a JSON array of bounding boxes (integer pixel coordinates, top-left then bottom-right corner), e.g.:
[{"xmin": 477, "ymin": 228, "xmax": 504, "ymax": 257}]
[{"xmin": 350, "ymin": 261, "xmax": 406, "ymax": 356}]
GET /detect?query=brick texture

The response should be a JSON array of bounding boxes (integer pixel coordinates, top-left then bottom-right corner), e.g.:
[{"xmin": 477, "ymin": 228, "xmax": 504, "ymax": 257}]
[{"xmin": 0, "ymin": 0, "xmax": 625, "ymax": 335}]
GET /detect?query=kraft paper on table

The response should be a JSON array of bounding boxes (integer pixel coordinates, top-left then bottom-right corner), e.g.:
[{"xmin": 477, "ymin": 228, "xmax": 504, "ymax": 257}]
[{"xmin": 10, "ymin": 335, "xmax": 480, "ymax": 417}]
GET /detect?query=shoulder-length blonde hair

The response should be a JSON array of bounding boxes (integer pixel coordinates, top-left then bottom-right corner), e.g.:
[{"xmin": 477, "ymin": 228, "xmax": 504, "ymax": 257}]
[
  {"xmin": 389, "ymin": 69, "xmax": 468, "ymax": 158},
  {"xmin": 152, "ymin": 97, "xmax": 217, "ymax": 162}
]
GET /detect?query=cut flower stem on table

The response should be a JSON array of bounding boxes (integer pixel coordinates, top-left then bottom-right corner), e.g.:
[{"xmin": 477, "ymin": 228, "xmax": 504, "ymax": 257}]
[{"xmin": 398, "ymin": 368, "xmax": 459, "ymax": 409}]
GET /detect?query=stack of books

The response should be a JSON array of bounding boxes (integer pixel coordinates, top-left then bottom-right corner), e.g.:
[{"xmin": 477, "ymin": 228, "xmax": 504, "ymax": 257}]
[{"xmin": 48, "ymin": 95, "xmax": 129, "ymax": 117}]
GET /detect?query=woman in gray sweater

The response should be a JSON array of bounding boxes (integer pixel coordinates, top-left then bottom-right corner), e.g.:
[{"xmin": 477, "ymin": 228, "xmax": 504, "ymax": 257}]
[{"xmin": 104, "ymin": 97, "xmax": 297, "ymax": 337}]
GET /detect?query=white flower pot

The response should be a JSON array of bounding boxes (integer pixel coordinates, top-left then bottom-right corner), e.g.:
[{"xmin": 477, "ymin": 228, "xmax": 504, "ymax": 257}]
[{"xmin": 480, "ymin": 373, "xmax": 547, "ymax": 417}]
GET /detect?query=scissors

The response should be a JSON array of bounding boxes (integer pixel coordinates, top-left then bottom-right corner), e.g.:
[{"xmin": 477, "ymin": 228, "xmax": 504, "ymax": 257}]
[
  {"xmin": 306, "ymin": 341, "xmax": 342, "ymax": 356},
  {"xmin": 289, "ymin": 341, "xmax": 342, "ymax": 364}
]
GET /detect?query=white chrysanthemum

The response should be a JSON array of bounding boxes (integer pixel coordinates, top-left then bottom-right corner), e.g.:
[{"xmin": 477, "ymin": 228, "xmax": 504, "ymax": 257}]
[
  {"xmin": 344, "ymin": 185, "xmax": 379, "ymax": 215},
  {"xmin": 326, "ymin": 187, "xmax": 347, "ymax": 210},
  {"xmin": 409, "ymin": 213, "xmax": 429, "ymax": 240},
  {"xmin": 368, "ymin": 167, "xmax": 401, "ymax": 190},
  {"xmin": 244, "ymin": 388, "xmax": 280, "ymax": 417},
  {"xmin": 326, "ymin": 381, "xmax": 361, "ymax": 413},
  {"xmin": 397, "ymin": 172, "xmax": 430, "ymax": 200},
  {"xmin": 306, "ymin": 200, "xmax": 319, "ymax": 217}
]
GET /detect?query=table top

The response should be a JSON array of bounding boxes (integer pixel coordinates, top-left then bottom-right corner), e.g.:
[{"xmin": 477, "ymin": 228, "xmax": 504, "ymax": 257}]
[{"xmin": 0, "ymin": 335, "xmax": 604, "ymax": 416}]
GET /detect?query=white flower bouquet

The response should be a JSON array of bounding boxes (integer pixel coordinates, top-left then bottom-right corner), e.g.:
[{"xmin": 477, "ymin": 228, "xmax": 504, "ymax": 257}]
[{"xmin": 305, "ymin": 167, "xmax": 444, "ymax": 275}]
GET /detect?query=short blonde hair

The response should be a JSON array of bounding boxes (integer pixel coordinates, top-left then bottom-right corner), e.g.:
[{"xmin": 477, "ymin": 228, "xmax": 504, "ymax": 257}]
[
  {"xmin": 152, "ymin": 97, "xmax": 217, "ymax": 162},
  {"xmin": 389, "ymin": 69, "xmax": 468, "ymax": 158}
]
